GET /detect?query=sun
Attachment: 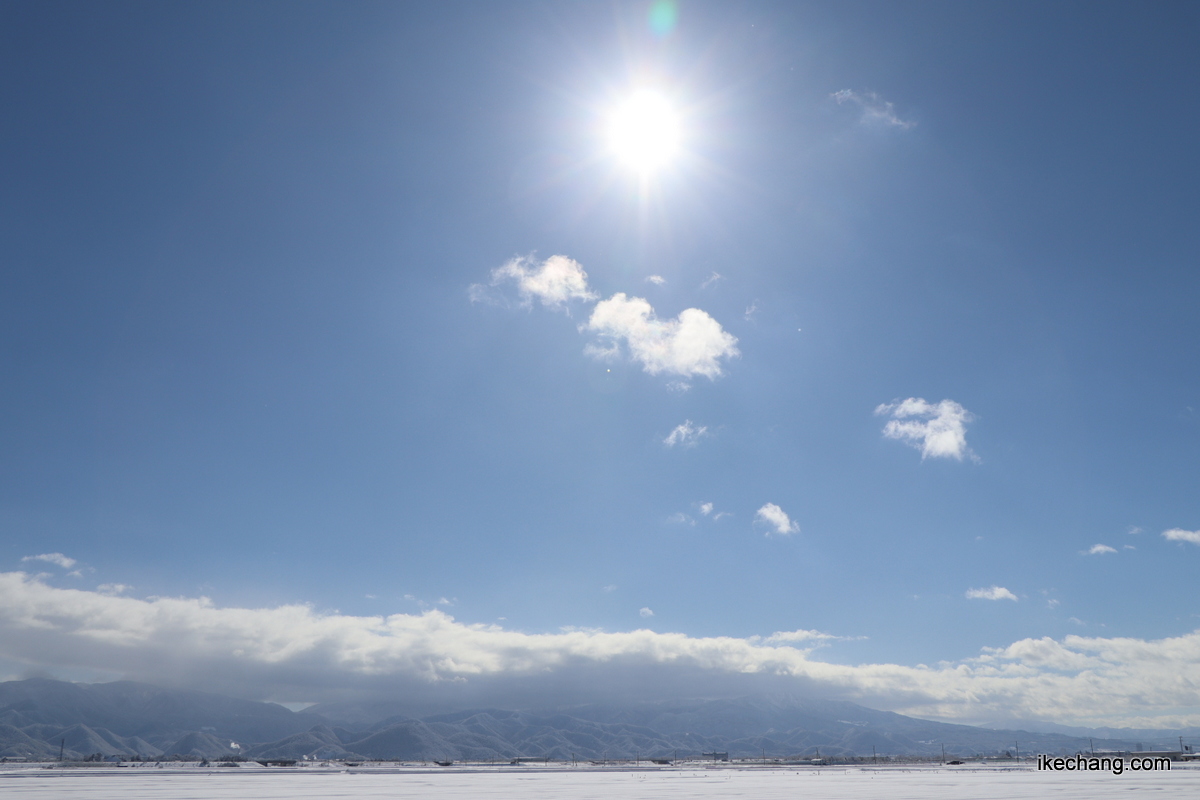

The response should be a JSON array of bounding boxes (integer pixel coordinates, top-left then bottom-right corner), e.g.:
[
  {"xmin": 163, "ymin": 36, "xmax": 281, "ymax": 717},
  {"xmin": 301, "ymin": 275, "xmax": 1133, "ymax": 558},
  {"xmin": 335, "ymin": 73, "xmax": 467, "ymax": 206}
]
[{"xmin": 606, "ymin": 89, "xmax": 682, "ymax": 174}]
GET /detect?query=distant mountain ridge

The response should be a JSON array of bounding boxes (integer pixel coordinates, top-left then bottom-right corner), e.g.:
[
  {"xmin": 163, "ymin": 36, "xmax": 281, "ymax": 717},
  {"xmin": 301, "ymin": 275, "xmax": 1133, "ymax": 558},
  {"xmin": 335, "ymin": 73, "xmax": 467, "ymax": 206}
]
[{"xmin": 0, "ymin": 679, "xmax": 1187, "ymax": 761}]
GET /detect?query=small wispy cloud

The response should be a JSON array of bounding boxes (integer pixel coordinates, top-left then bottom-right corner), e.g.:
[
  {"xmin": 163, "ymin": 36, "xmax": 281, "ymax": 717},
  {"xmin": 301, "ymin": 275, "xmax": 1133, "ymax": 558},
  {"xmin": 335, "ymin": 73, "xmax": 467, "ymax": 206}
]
[
  {"xmin": 744, "ymin": 301, "xmax": 758, "ymax": 321},
  {"xmin": 663, "ymin": 420, "xmax": 708, "ymax": 447},
  {"xmin": 831, "ymin": 89, "xmax": 915, "ymax": 130},
  {"xmin": 755, "ymin": 503, "xmax": 799, "ymax": 537},
  {"xmin": 639, "ymin": 607, "xmax": 654, "ymax": 618},
  {"xmin": 584, "ymin": 294, "xmax": 739, "ymax": 380},
  {"xmin": 21, "ymin": 553, "xmax": 76, "ymax": 569},
  {"xmin": 96, "ymin": 583, "xmax": 132, "ymax": 596},
  {"xmin": 1127, "ymin": 526, "xmax": 1143, "ymax": 535},
  {"xmin": 1086, "ymin": 544, "xmax": 1117, "ymax": 555},
  {"xmin": 875, "ymin": 397, "xmax": 977, "ymax": 462},
  {"xmin": 966, "ymin": 586, "xmax": 1017, "ymax": 601},
  {"xmin": 602, "ymin": 584, "xmax": 617, "ymax": 593},
  {"xmin": 470, "ymin": 254, "xmax": 597, "ymax": 309},
  {"xmin": 760, "ymin": 629, "xmax": 858, "ymax": 646},
  {"xmin": 699, "ymin": 502, "xmax": 713, "ymax": 516},
  {"xmin": 700, "ymin": 271, "xmax": 723, "ymax": 289},
  {"xmin": 645, "ymin": 275, "xmax": 666, "ymax": 285},
  {"xmin": 666, "ymin": 512, "xmax": 695, "ymax": 526},
  {"xmin": 1163, "ymin": 528, "xmax": 1200, "ymax": 546}
]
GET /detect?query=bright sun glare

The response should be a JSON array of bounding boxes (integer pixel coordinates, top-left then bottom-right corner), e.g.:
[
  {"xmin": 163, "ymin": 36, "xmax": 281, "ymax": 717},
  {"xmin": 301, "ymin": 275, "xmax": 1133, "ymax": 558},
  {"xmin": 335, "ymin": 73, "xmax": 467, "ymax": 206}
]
[{"xmin": 607, "ymin": 89, "xmax": 681, "ymax": 173}]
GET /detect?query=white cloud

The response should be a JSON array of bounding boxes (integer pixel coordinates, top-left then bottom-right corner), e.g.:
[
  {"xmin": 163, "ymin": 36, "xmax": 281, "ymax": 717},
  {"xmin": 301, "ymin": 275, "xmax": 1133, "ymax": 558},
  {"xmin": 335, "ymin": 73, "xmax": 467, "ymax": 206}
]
[
  {"xmin": 966, "ymin": 586, "xmax": 1017, "ymax": 601},
  {"xmin": 6, "ymin": 572, "xmax": 1200, "ymax": 726},
  {"xmin": 1128, "ymin": 526, "xmax": 1143, "ymax": 535},
  {"xmin": 875, "ymin": 398, "xmax": 977, "ymax": 461},
  {"xmin": 1086, "ymin": 544, "xmax": 1117, "ymax": 555},
  {"xmin": 471, "ymin": 254, "xmax": 597, "ymax": 309},
  {"xmin": 96, "ymin": 583, "xmax": 132, "ymax": 596},
  {"xmin": 1047, "ymin": 599, "xmax": 1060, "ymax": 609},
  {"xmin": 663, "ymin": 420, "xmax": 708, "ymax": 448},
  {"xmin": 699, "ymin": 502, "xmax": 713, "ymax": 516},
  {"xmin": 645, "ymin": 275, "xmax": 666, "ymax": 285},
  {"xmin": 584, "ymin": 294, "xmax": 739, "ymax": 380},
  {"xmin": 744, "ymin": 301, "xmax": 758, "ymax": 321},
  {"xmin": 700, "ymin": 271, "xmax": 723, "ymax": 289},
  {"xmin": 755, "ymin": 503, "xmax": 799, "ymax": 536},
  {"xmin": 602, "ymin": 585, "xmax": 617, "ymax": 593},
  {"xmin": 760, "ymin": 629, "xmax": 855, "ymax": 646},
  {"xmin": 665, "ymin": 512, "xmax": 694, "ymax": 526},
  {"xmin": 831, "ymin": 89, "xmax": 915, "ymax": 130},
  {"xmin": 1163, "ymin": 528, "xmax": 1200, "ymax": 545},
  {"xmin": 639, "ymin": 607, "xmax": 654, "ymax": 618},
  {"xmin": 21, "ymin": 553, "xmax": 76, "ymax": 569}
]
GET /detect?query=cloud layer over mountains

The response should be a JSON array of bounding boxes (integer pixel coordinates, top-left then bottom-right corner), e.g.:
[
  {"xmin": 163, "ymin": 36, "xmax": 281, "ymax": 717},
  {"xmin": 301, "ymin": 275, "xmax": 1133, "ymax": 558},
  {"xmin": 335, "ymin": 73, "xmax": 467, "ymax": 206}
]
[{"xmin": 3, "ymin": 572, "xmax": 1199, "ymax": 728}]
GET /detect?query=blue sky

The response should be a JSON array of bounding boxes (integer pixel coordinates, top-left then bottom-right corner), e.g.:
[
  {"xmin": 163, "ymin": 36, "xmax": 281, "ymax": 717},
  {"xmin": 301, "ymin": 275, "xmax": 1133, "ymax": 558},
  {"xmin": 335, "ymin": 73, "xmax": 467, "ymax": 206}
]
[{"xmin": 1, "ymin": 1, "xmax": 1198, "ymax": 727}]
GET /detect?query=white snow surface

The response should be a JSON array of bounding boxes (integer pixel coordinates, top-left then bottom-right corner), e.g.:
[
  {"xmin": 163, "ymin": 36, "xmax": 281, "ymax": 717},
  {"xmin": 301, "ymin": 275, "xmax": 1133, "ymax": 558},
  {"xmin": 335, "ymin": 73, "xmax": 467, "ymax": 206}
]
[{"xmin": 1, "ymin": 764, "xmax": 1197, "ymax": 799}]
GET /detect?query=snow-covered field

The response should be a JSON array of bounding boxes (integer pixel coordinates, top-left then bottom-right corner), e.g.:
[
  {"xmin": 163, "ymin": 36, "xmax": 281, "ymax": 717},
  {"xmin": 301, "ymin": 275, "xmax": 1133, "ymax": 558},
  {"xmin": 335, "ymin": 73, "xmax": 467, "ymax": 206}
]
[{"xmin": 2, "ymin": 764, "xmax": 1198, "ymax": 799}]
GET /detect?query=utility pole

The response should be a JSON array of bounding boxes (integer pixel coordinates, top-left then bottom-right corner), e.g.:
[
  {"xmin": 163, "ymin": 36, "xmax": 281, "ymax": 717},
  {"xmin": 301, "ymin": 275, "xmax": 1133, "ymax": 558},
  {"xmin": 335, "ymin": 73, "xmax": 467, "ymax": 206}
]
[
  {"xmin": 1090, "ymin": 738, "xmax": 1094, "ymax": 755},
  {"xmin": 872, "ymin": 745, "xmax": 876, "ymax": 764},
  {"xmin": 59, "ymin": 739, "xmax": 64, "ymax": 762},
  {"xmin": 941, "ymin": 743, "xmax": 945, "ymax": 765},
  {"xmin": 1015, "ymin": 742, "xmax": 1019, "ymax": 763}
]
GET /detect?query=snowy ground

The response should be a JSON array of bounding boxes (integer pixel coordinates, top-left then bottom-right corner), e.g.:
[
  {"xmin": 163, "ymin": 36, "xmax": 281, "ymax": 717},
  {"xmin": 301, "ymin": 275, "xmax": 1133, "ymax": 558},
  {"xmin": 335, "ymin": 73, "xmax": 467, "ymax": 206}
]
[{"xmin": 2, "ymin": 764, "xmax": 1198, "ymax": 799}]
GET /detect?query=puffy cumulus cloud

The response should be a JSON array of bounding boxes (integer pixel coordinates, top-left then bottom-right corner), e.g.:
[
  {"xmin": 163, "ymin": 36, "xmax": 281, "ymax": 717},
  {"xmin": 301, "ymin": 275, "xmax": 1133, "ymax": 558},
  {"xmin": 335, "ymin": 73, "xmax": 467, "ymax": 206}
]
[
  {"xmin": 21, "ymin": 553, "xmax": 76, "ymax": 569},
  {"xmin": 699, "ymin": 502, "xmax": 713, "ymax": 516},
  {"xmin": 639, "ymin": 607, "xmax": 654, "ymax": 618},
  {"xmin": 583, "ymin": 294, "xmax": 738, "ymax": 380},
  {"xmin": 1163, "ymin": 528, "xmax": 1200, "ymax": 545},
  {"xmin": 470, "ymin": 254, "xmax": 597, "ymax": 309},
  {"xmin": 645, "ymin": 275, "xmax": 666, "ymax": 285},
  {"xmin": 5, "ymin": 572, "xmax": 1200, "ymax": 725},
  {"xmin": 875, "ymin": 398, "xmax": 977, "ymax": 461},
  {"xmin": 663, "ymin": 420, "xmax": 708, "ymax": 448},
  {"xmin": 1086, "ymin": 544, "xmax": 1117, "ymax": 555},
  {"xmin": 831, "ymin": 90, "xmax": 916, "ymax": 130},
  {"xmin": 755, "ymin": 503, "xmax": 799, "ymax": 536},
  {"xmin": 966, "ymin": 586, "xmax": 1017, "ymax": 601}
]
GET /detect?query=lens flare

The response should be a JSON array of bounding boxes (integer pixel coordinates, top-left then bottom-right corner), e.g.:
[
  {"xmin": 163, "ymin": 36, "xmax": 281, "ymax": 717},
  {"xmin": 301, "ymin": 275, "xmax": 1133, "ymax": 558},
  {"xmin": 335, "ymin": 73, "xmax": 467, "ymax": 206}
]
[{"xmin": 648, "ymin": 0, "xmax": 678, "ymax": 37}]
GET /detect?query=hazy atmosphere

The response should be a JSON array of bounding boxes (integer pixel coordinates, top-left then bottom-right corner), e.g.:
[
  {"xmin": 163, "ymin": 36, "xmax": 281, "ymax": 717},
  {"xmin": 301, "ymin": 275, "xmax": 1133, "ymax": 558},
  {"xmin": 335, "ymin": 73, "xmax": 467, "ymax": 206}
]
[{"xmin": 1, "ymin": 1, "xmax": 1198, "ymax": 731}]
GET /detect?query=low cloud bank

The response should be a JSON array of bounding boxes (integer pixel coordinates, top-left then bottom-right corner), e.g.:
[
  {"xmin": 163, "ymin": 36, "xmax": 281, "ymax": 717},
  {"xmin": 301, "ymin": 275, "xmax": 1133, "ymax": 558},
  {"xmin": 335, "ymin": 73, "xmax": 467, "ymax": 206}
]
[{"xmin": 2, "ymin": 572, "xmax": 1199, "ymax": 727}]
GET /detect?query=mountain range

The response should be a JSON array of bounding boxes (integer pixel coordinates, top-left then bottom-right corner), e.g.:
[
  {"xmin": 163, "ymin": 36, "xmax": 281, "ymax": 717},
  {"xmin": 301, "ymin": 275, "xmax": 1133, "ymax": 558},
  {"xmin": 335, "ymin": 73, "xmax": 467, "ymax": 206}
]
[{"xmin": 0, "ymin": 679, "xmax": 1192, "ymax": 762}]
